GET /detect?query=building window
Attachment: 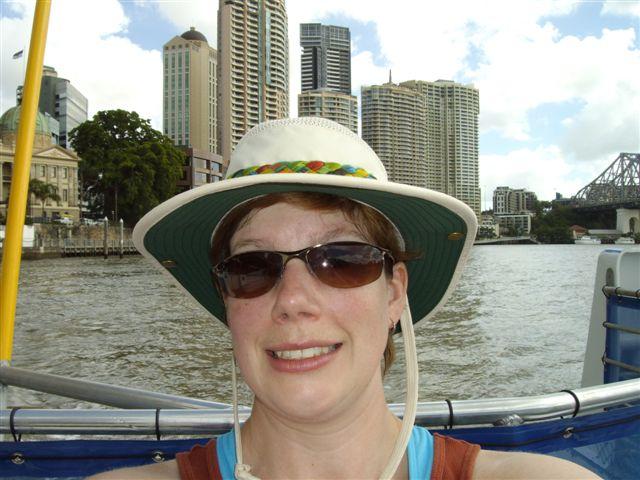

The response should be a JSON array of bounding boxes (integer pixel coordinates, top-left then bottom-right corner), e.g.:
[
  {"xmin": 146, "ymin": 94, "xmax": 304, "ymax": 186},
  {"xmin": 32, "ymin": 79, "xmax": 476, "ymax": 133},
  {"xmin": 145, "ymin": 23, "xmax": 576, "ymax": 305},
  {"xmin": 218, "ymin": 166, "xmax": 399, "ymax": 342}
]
[
  {"xmin": 63, "ymin": 189, "xmax": 68, "ymax": 202},
  {"xmin": 62, "ymin": 167, "xmax": 68, "ymax": 179},
  {"xmin": 39, "ymin": 165, "xmax": 46, "ymax": 177},
  {"xmin": 51, "ymin": 166, "xmax": 57, "ymax": 178}
]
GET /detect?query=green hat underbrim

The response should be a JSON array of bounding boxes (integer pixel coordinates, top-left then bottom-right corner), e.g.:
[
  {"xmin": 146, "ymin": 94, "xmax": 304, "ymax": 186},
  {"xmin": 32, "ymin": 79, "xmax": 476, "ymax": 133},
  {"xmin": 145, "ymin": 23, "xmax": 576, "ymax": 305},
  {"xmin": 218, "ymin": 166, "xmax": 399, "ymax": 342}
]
[{"xmin": 136, "ymin": 178, "xmax": 474, "ymax": 328}]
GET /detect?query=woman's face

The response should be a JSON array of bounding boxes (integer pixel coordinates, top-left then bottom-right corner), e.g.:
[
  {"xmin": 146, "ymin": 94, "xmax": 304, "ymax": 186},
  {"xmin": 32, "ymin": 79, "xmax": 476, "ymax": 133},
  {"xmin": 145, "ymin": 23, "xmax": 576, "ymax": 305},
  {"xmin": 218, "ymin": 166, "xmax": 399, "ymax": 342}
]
[{"xmin": 226, "ymin": 202, "xmax": 407, "ymax": 423}]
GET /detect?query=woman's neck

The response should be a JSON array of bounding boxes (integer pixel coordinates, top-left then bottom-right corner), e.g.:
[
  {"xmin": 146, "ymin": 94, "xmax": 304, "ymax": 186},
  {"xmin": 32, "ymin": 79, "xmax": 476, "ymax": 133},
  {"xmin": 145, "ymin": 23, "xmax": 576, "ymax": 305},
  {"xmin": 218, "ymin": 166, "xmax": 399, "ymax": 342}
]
[{"xmin": 240, "ymin": 383, "xmax": 408, "ymax": 479}]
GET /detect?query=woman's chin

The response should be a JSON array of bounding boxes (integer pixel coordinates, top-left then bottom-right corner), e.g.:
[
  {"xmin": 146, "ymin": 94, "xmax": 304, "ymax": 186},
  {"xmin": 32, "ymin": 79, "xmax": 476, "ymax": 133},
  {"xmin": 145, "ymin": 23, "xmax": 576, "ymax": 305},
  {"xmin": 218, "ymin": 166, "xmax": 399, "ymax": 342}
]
[{"xmin": 258, "ymin": 386, "xmax": 347, "ymax": 423}]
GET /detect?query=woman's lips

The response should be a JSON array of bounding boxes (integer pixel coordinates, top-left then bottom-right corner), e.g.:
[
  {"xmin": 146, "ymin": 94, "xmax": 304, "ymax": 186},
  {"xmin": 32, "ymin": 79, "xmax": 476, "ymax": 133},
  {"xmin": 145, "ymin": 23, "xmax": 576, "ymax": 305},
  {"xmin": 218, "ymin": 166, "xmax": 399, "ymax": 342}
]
[{"xmin": 266, "ymin": 343, "xmax": 342, "ymax": 372}]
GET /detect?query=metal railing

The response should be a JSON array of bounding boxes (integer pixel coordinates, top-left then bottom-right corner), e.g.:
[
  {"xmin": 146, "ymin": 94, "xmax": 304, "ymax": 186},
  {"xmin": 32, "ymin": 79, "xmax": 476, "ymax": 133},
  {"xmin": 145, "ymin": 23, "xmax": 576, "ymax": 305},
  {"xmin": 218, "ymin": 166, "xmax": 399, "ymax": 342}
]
[
  {"xmin": 1, "ymin": 372, "xmax": 639, "ymax": 435},
  {"xmin": 0, "ymin": 366, "xmax": 232, "ymax": 410}
]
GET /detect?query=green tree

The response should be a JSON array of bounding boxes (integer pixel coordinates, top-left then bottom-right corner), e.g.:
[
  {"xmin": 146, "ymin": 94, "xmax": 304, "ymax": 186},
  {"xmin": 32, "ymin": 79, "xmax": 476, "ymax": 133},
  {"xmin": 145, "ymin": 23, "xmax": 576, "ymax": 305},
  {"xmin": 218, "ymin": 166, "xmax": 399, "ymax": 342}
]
[
  {"xmin": 69, "ymin": 109, "xmax": 184, "ymax": 225},
  {"xmin": 29, "ymin": 178, "xmax": 61, "ymax": 220},
  {"xmin": 531, "ymin": 201, "xmax": 573, "ymax": 244}
]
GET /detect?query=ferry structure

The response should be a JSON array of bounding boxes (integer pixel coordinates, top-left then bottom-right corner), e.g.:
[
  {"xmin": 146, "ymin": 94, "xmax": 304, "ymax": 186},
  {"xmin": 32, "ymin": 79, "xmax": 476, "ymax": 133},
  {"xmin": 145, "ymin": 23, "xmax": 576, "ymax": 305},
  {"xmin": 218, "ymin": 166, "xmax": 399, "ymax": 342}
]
[
  {"xmin": 1, "ymin": 3, "xmax": 639, "ymax": 478},
  {"xmin": 575, "ymin": 236, "xmax": 602, "ymax": 245},
  {"xmin": 614, "ymin": 236, "xmax": 636, "ymax": 245}
]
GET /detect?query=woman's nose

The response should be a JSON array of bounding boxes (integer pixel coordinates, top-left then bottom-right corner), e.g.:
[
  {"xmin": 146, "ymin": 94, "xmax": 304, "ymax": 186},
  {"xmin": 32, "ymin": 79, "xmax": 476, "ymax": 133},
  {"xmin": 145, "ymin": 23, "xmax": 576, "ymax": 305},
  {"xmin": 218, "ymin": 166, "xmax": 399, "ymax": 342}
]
[{"xmin": 270, "ymin": 258, "xmax": 321, "ymax": 323}]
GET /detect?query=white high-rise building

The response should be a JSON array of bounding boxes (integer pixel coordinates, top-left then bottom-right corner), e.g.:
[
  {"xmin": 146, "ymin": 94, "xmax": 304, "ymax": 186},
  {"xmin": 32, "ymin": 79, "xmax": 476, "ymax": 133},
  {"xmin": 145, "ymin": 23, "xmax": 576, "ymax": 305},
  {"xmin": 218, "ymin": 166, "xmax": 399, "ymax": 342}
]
[
  {"xmin": 361, "ymin": 81, "xmax": 428, "ymax": 187},
  {"xmin": 401, "ymin": 80, "xmax": 480, "ymax": 217},
  {"xmin": 217, "ymin": 0, "xmax": 289, "ymax": 162}
]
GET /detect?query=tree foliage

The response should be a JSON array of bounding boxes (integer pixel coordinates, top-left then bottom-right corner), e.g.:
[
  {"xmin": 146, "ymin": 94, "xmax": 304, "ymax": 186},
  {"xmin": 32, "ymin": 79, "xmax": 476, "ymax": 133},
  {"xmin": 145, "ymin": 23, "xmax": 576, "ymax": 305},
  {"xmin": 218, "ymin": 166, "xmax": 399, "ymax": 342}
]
[
  {"xmin": 531, "ymin": 202, "xmax": 574, "ymax": 244},
  {"xmin": 69, "ymin": 110, "xmax": 184, "ymax": 225}
]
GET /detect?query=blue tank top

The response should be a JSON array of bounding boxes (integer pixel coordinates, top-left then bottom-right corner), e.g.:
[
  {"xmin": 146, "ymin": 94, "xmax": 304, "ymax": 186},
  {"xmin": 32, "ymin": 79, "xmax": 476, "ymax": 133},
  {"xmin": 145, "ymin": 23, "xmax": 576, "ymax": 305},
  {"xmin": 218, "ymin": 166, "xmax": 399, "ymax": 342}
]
[{"xmin": 216, "ymin": 425, "xmax": 434, "ymax": 479}]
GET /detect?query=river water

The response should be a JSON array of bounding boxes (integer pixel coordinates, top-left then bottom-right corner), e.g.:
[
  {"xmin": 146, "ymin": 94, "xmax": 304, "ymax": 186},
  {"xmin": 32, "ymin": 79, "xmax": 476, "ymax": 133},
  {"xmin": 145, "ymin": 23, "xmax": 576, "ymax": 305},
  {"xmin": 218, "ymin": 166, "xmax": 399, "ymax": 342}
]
[{"xmin": 7, "ymin": 244, "xmax": 625, "ymax": 408}]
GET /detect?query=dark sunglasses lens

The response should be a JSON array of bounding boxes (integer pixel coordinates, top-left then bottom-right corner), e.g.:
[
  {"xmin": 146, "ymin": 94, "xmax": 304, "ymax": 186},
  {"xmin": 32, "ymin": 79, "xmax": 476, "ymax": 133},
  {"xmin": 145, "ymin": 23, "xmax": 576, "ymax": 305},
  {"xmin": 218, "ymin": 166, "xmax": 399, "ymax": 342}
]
[
  {"xmin": 308, "ymin": 243, "xmax": 385, "ymax": 288},
  {"xmin": 222, "ymin": 252, "xmax": 282, "ymax": 298}
]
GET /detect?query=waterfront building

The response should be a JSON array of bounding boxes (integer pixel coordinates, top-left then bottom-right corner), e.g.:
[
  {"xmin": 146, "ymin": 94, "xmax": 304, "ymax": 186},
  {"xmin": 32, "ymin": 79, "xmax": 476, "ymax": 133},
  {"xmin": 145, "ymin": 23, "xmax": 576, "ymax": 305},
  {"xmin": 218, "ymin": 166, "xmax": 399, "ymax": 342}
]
[
  {"xmin": 300, "ymin": 23, "xmax": 351, "ymax": 94},
  {"xmin": 17, "ymin": 65, "xmax": 88, "ymax": 149},
  {"xmin": 495, "ymin": 214, "xmax": 531, "ymax": 236},
  {"xmin": 298, "ymin": 90, "xmax": 358, "ymax": 133},
  {"xmin": 493, "ymin": 186, "xmax": 537, "ymax": 214},
  {"xmin": 400, "ymin": 79, "xmax": 480, "ymax": 217},
  {"xmin": 361, "ymin": 81, "xmax": 428, "ymax": 187},
  {"xmin": 176, "ymin": 147, "xmax": 225, "ymax": 193},
  {"xmin": 0, "ymin": 105, "xmax": 80, "ymax": 221},
  {"xmin": 217, "ymin": 0, "xmax": 289, "ymax": 161},
  {"xmin": 163, "ymin": 28, "xmax": 218, "ymax": 155}
]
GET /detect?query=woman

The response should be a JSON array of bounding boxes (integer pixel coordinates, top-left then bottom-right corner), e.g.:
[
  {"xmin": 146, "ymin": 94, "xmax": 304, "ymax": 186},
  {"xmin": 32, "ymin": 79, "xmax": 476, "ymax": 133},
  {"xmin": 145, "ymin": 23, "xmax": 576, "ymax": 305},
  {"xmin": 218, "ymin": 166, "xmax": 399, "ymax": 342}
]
[{"xmin": 92, "ymin": 118, "xmax": 597, "ymax": 479}]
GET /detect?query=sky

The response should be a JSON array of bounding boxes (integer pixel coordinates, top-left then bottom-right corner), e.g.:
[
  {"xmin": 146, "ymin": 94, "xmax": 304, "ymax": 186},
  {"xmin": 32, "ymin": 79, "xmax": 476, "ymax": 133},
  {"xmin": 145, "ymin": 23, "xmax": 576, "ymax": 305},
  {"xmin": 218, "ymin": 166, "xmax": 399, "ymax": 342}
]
[{"xmin": 1, "ymin": 0, "xmax": 639, "ymax": 209}]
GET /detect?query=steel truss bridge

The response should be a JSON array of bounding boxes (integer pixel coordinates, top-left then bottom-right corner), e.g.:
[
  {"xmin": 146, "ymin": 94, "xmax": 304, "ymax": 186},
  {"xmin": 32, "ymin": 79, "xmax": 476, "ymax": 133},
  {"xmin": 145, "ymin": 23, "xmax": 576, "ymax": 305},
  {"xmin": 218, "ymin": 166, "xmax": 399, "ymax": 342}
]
[{"xmin": 572, "ymin": 153, "xmax": 640, "ymax": 210}]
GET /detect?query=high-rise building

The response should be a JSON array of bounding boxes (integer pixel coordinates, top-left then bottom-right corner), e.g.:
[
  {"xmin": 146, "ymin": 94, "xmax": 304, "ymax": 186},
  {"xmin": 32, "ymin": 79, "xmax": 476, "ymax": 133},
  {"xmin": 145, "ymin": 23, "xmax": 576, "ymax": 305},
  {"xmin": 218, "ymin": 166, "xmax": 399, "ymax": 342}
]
[
  {"xmin": 298, "ymin": 90, "xmax": 358, "ymax": 134},
  {"xmin": 298, "ymin": 23, "xmax": 357, "ymax": 133},
  {"xmin": 493, "ymin": 186, "xmax": 537, "ymax": 214},
  {"xmin": 163, "ymin": 27, "xmax": 218, "ymax": 155},
  {"xmin": 217, "ymin": 0, "xmax": 289, "ymax": 161},
  {"xmin": 400, "ymin": 80, "xmax": 480, "ymax": 216},
  {"xmin": 17, "ymin": 66, "xmax": 88, "ymax": 149},
  {"xmin": 300, "ymin": 23, "xmax": 351, "ymax": 94},
  {"xmin": 361, "ymin": 81, "xmax": 427, "ymax": 187}
]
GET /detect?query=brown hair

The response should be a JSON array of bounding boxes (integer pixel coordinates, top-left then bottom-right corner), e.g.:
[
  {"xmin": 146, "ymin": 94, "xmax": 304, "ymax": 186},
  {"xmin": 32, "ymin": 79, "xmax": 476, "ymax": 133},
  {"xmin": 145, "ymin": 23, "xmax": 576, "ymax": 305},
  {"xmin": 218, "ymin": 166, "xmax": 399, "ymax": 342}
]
[{"xmin": 210, "ymin": 192, "xmax": 414, "ymax": 375}]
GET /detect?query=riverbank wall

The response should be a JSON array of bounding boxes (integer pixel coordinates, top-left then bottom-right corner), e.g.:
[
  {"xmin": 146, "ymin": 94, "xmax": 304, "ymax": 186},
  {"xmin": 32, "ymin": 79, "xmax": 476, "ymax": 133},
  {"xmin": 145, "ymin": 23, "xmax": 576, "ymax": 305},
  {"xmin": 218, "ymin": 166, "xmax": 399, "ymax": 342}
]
[{"xmin": 0, "ymin": 223, "xmax": 138, "ymax": 260}]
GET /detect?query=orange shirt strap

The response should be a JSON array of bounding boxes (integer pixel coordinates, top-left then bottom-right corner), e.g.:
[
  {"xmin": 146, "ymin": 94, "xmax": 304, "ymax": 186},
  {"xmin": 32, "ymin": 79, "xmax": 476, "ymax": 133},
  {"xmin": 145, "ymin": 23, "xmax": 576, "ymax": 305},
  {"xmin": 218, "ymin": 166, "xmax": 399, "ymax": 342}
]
[
  {"xmin": 176, "ymin": 439, "xmax": 222, "ymax": 480},
  {"xmin": 430, "ymin": 433, "xmax": 481, "ymax": 480}
]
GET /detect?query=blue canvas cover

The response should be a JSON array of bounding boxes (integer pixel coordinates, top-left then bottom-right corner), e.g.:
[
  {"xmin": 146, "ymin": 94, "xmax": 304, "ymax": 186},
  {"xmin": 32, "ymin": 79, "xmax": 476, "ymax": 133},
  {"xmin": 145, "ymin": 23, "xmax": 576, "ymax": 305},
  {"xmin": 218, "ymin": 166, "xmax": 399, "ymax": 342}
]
[
  {"xmin": 1, "ymin": 404, "xmax": 639, "ymax": 479},
  {"xmin": 605, "ymin": 295, "xmax": 640, "ymax": 383}
]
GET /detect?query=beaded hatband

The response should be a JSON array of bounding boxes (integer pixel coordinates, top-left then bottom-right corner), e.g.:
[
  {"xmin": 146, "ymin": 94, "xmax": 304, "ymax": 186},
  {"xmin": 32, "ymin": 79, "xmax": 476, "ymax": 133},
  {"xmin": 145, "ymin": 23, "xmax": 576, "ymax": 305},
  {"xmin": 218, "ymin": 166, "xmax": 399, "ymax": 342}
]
[{"xmin": 231, "ymin": 161, "xmax": 376, "ymax": 179}]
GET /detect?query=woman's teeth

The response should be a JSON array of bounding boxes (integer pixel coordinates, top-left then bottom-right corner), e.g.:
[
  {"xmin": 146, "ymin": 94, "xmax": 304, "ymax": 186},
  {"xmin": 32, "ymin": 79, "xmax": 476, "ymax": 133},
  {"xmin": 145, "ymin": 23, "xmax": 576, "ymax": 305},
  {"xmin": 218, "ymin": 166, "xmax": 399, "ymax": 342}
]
[{"xmin": 272, "ymin": 344, "xmax": 337, "ymax": 360}]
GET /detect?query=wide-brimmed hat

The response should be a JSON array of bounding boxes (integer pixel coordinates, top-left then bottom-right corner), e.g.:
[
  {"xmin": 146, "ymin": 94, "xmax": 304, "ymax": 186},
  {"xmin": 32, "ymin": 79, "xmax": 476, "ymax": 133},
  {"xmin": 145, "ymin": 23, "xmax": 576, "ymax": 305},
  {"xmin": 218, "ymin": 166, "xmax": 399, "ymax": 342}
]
[{"xmin": 133, "ymin": 117, "xmax": 477, "ymax": 329}]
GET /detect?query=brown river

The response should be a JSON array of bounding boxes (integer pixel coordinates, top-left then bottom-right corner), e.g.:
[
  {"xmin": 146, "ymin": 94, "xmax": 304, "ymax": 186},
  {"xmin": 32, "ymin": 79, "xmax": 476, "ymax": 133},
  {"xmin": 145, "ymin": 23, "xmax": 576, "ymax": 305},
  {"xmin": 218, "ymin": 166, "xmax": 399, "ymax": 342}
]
[{"xmin": 7, "ymin": 244, "xmax": 623, "ymax": 408}]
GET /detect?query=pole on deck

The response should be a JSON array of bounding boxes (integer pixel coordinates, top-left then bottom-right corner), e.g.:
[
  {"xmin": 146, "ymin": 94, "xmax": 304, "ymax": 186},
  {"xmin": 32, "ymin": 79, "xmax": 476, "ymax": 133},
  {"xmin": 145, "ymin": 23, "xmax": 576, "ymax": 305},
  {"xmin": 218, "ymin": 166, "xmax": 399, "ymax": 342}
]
[
  {"xmin": 119, "ymin": 218, "xmax": 124, "ymax": 258},
  {"xmin": 103, "ymin": 217, "xmax": 109, "ymax": 259},
  {"xmin": 0, "ymin": 0, "xmax": 52, "ymax": 432}
]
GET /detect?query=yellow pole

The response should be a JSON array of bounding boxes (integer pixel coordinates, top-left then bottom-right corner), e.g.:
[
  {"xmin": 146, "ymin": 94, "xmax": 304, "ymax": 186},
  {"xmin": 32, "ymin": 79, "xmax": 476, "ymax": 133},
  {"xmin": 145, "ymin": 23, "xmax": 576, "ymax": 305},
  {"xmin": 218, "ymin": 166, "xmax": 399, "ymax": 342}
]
[{"xmin": 0, "ymin": 0, "xmax": 52, "ymax": 363}]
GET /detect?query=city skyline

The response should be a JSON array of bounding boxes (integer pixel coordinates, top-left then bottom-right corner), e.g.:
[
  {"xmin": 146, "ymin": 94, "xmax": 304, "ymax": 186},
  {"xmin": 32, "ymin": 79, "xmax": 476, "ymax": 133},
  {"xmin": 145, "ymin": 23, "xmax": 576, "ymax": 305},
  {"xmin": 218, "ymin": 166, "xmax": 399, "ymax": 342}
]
[{"xmin": 1, "ymin": 0, "xmax": 638, "ymax": 208}]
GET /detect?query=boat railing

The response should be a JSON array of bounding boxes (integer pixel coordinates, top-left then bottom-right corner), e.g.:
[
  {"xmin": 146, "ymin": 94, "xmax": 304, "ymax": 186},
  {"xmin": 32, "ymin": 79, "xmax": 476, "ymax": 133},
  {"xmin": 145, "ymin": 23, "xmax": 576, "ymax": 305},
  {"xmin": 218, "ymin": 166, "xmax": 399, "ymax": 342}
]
[
  {"xmin": 0, "ymin": 366, "xmax": 233, "ymax": 410},
  {"xmin": 1, "ymin": 372, "xmax": 639, "ymax": 435}
]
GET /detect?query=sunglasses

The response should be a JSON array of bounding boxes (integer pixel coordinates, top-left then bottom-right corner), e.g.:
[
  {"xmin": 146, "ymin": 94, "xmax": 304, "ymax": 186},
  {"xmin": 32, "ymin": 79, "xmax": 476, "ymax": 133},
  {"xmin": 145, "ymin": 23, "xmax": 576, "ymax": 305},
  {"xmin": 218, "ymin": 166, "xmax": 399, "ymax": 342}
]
[{"xmin": 212, "ymin": 241, "xmax": 395, "ymax": 299}]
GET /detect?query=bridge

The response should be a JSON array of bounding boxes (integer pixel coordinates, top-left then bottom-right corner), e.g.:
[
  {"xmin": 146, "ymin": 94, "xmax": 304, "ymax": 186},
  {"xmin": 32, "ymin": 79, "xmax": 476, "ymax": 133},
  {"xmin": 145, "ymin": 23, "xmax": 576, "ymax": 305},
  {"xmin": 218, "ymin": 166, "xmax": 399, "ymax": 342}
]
[
  {"xmin": 571, "ymin": 153, "xmax": 639, "ymax": 234},
  {"xmin": 572, "ymin": 153, "xmax": 640, "ymax": 210}
]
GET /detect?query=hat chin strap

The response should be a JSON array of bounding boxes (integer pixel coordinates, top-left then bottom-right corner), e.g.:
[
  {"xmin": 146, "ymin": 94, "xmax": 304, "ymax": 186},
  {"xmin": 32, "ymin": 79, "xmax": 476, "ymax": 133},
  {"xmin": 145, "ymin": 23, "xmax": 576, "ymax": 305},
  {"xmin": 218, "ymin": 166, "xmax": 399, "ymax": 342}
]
[
  {"xmin": 232, "ymin": 296, "xmax": 418, "ymax": 480},
  {"xmin": 379, "ymin": 298, "xmax": 418, "ymax": 479}
]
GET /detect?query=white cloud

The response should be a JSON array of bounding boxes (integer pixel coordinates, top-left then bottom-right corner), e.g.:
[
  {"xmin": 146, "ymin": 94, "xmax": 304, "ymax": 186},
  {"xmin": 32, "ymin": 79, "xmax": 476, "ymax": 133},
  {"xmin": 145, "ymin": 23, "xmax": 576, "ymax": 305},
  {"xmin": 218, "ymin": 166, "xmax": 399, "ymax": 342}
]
[
  {"xmin": 479, "ymin": 146, "xmax": 607, "ymax": 207},
  {"xmin": 138, "ymin": 0, "xmax": 217, "ymax": 46},
  {"xmin": 601, "ymin": 0, "xmax": 640, "ymax": 17},
  {"xmin": 1, "ymin": 0, "xmax": 162, "ymax": 129}
]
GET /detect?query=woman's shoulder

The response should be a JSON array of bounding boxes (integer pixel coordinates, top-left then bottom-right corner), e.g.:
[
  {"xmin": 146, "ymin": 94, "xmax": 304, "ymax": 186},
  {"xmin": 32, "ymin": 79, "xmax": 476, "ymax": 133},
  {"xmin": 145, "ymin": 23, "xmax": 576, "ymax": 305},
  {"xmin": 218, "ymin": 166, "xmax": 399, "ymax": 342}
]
[
  {"xmin": 86, "ymin": 459, "xmax": 180, "ymax": 480},
  {"xmin": 473, "ymin": 449, "xmax": 601, "ymax": 479}
]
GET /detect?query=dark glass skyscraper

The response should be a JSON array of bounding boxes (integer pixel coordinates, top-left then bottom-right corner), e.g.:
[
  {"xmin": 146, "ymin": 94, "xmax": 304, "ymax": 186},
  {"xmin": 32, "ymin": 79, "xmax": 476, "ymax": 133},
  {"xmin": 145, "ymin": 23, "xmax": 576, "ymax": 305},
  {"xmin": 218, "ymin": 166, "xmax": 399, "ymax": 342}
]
[
  {"xmin": 300, "ymin": 23, "xmax": 351, "ymax": 94},
  {"xmin": 19, "ymin": 66, "xmax": 89, "ymax": 149}
]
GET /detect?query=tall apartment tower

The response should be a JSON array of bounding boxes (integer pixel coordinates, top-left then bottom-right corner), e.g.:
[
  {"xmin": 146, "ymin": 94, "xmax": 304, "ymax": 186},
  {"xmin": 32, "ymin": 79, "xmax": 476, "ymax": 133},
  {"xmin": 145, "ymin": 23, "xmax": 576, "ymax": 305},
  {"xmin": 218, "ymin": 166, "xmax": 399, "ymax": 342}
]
[
  {"xmin": 217, "ymin": 0, "xmax": 289, "ymax": 161},
  {"xmin": 163, "ymin": 27, "xmax": 218, "ymax": 154},
  {"xmin": 300, "ymin": 23, "xmax": 350, "ymax": 94},
  {"xmin": 17, "ymin": 66, "xmax": 88, "ymax": 149},
  {"xmin": 361, "ymin": 81, "xmax": 427, "ymax": 186},
  {"xmin": 401, "ymin": 80, "xmax": 480, "ymax": 216},
  {"xmin": 298, "ymin": 23, "xmax": 358, "ymax": 133},
  {"xmin": 493, "ymin": 186, "xmax": 537, "ymax": 214}
]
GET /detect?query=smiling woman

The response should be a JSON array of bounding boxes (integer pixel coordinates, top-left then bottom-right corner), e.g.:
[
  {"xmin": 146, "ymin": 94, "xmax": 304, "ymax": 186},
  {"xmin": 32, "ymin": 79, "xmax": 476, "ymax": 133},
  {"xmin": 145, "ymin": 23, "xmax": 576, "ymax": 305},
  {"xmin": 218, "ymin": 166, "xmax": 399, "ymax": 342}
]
[{"xmin": 88, "ymin": 118, "xmax": 598, "ymax": 480}]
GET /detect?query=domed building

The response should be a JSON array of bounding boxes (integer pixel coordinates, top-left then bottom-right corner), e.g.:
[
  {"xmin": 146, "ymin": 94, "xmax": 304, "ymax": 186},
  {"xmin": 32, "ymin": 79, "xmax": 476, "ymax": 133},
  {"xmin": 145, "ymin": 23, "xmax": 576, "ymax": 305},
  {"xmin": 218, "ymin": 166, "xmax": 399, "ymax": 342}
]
[{"xmin": 0, "ymin": 105, "xmax": 80, "ymax": 222}]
